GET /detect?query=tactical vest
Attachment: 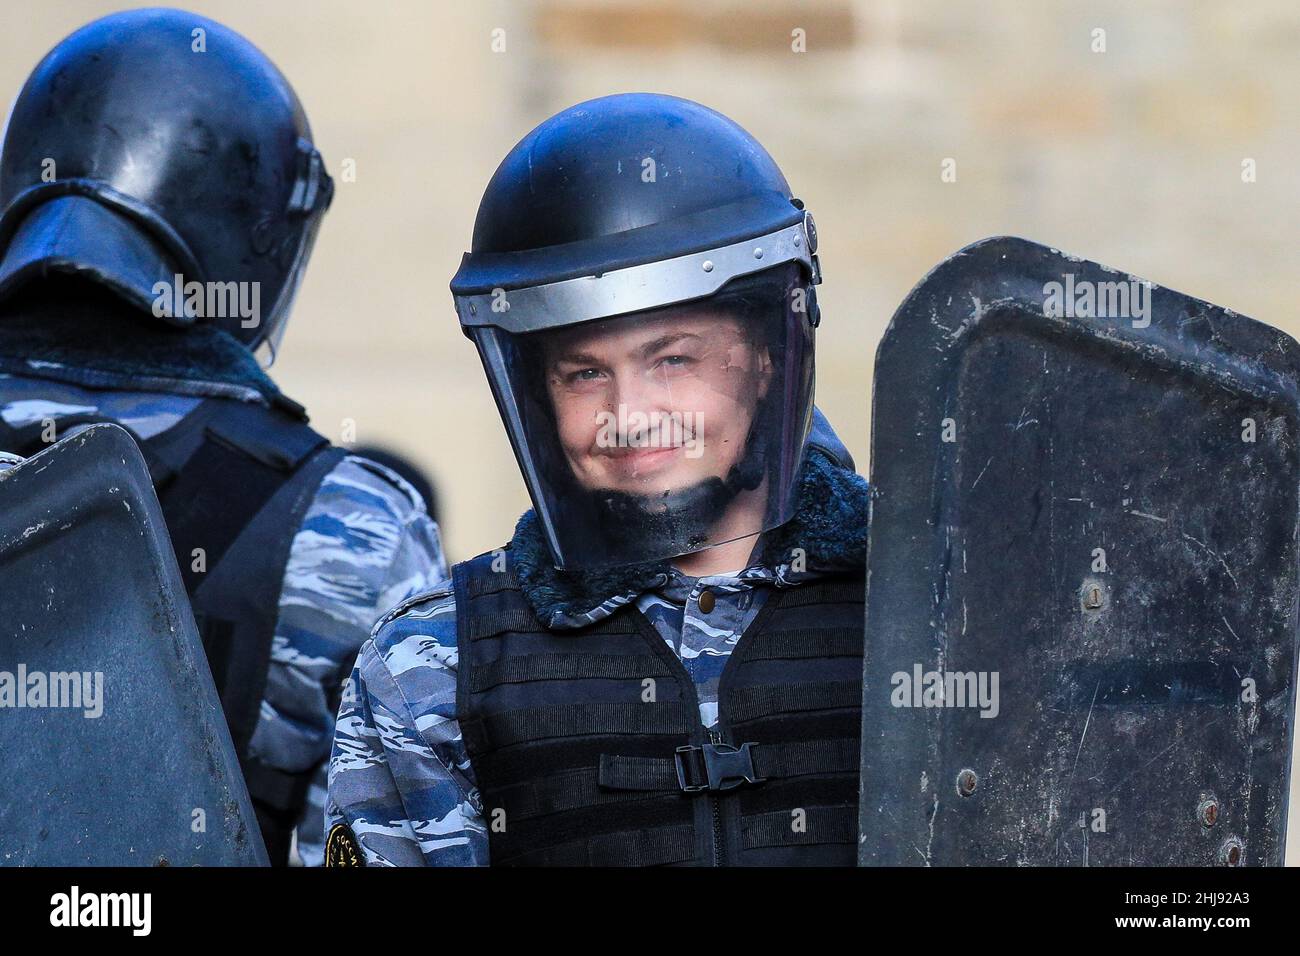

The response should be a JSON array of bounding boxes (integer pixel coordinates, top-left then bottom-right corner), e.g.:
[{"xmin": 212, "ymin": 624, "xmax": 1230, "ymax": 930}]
[
  {"xmin": 454, "ymin": 551, "xmax": 865, "ymax": 866},
  {"xmin": 0, "ymin": 391, "xmax": 345, "ymax": 863}
]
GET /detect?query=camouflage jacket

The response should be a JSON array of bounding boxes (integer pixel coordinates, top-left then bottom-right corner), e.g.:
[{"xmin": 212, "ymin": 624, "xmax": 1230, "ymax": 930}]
[
  {"xmin": 326, "ymin": 421, "xmax": 868, "ymax": 866},
  {"xmin": 0, "ymin": 359, "xmax": 447, "ymax": 866}
]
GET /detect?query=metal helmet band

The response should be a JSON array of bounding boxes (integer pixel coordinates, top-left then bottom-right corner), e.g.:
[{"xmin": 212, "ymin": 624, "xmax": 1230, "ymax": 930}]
[{"xmin": 454, "ymin": 211, "xmax": 820, "ymax": 335}]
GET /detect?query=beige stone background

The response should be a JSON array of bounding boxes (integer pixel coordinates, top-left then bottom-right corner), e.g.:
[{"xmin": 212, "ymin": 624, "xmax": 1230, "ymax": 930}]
[{"xmin": 3, "ymin": 1, "xmax": 1298, "ymax": 863}]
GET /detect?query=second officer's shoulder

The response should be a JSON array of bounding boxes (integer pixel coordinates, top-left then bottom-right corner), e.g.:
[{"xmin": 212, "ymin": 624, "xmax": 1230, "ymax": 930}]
[{"xmin": 328, "ymin": 453, "xmax": 431, "ymax": 520}]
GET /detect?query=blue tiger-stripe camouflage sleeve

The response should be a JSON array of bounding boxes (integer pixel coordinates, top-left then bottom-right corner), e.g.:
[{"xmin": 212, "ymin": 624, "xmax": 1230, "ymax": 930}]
[
  {"xmin": 325, "ymin": 585, "xmax": 488, "ymax": 866},
  {"xmin": 246, "ymin": 454, "xmax": 449, "ymax": 866}
]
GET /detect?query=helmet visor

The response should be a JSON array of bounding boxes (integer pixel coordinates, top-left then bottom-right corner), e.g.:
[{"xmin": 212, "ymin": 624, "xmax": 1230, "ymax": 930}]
[
  {"xmin": 472, "ymin": 263, "xmax": 815, "ymax": 570},
  {"xmin": 252, "ymin": 203, "xmax": 327, "ymax": 367}
]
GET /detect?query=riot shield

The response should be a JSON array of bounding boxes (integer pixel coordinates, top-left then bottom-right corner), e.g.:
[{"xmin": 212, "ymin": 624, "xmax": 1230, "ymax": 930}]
[
  {"xmin": 0, "ymin": 423, "xmax": 267, "ymax": 865},
  {"xmin": 859, "ymin": 236, "xmax": 1299, "ymax": 866}
]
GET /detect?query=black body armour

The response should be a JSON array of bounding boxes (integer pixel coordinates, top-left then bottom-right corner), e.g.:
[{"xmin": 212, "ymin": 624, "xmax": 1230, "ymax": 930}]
[
  {"xmin": 454, "ymin": 552, "xmax": 864, "ymax": 866},
  {"xmin": 0, "ymin": 392, "xmax": 344, "ymax": 863}
]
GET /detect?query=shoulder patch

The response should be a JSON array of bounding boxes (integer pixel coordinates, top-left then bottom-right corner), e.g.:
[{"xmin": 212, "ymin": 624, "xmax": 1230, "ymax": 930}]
[{"xmin": 325, "ymin": 823, "xmax": 366, "ymax": 868}]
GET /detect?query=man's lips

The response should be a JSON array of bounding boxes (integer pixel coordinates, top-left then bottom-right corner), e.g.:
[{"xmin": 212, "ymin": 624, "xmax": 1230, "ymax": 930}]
[{"xmin": 598, "ymin": 444, "xmax": 681, "ymax": 477}]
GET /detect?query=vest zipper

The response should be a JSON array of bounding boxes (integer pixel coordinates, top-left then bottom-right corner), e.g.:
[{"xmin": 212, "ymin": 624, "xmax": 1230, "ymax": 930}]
[
  {"xmin": 628, "ymin": 602, "xmax": 775, "ymax": 867},
  {"xmin": 705, "ymin": 594, "xmax": 780, "ymax": 867},
  {"xmin": 708, "ymin": 727, "xmax": 725, "ymax": 866}
]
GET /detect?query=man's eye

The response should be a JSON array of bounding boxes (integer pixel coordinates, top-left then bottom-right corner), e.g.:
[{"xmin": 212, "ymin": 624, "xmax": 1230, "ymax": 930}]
[
  {"xmin": 657, "ymin": 354, "xmax": 693, "ymax": 369},
  {"xmin": 567, "ymin": 367, "xmax": 604, "ymax": 383}
]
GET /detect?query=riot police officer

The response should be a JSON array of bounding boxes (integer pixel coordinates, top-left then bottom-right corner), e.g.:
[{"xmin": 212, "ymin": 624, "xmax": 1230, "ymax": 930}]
[
  {"xmin": 0, "ymin": 9, "xmax": 446, "ymax": 865},
  {"xmin": 326, "ymin": 93, "xmax": 869, "ymax": 866}
]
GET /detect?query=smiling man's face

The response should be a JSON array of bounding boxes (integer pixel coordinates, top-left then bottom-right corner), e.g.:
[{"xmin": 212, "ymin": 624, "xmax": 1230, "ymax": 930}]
[{"xmin": 542, "ymin": 304, "xmax": 772, "ymax": 500}]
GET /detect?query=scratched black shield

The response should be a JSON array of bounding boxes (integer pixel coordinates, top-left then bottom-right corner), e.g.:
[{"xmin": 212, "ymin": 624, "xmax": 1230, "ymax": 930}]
[
  {"xmin": 0, "ymin": 424, "xmax": 267, "ymax": 865},
  {"xmin": 858, "ymin": 236, "xmax": 1299, "ymax": 866}
]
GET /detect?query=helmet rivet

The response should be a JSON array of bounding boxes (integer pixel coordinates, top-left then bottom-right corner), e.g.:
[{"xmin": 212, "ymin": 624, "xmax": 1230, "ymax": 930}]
[
  {"xmin": 702, "ymin": 260, "xmax": 714, "ymax": 272},
  {"xmin": 793, "ymin": 235, "xmax": 802, "ymax": 248},
  {"xmin": 753, "ymin": 247, "xmax": 763, "ymax": 259}
]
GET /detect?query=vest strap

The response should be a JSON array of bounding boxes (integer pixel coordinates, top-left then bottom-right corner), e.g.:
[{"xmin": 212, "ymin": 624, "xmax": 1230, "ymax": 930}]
[
  {"xmin": 499, "ymin": 824, "xmax": 697, "ymax": 867},
  {"xmin": 490, "ymin": 765, "xmax": 678, "ymax": 822},
  {"xmin": 775, "ymin": 579, "xmax": 864, "ymax": 606},
  {"xmin": 598, "ymin": 737, "xmax": 860, "ymax": 793},
  {"xmin": 740, "ymin": 805, "xmax": 857, "ymax": 850},
  {"xmin": 728, "ymin": 679, "xmax": 862, "ymax": 724},
  {"xmin": 468, "ymin": 653, "xmax": 673, "ymax": 693},
  {"xmin": 462, "ymin": 607, "xmax": 549, "ymax": 641},
  {"xmin": 740, "ymin": 627, "xmax": 863, "ymax": 661},
  {"xmin": 751, "ymin": 738, "xmax": 859, "ymax": 779},
  {"xmin": 462, "ymin": 701, "xmax": 694, "ymax": 752},
  {"xmin": 465, "ymin": 565, "xmax": 520, "ymax": 596},
  {"xmin": 159, "ymin": 407, "xmax": 321, "ymax": 595}
]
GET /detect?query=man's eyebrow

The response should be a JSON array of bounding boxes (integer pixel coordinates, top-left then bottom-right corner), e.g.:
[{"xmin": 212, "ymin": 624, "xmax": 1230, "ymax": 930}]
[
  {"xmin": 550, "ymin": 348, "xmax": 603, "ymax": 367},
  {"xmin": 550, "ymin": 331, "xmax": 703, "ymax": 367},
  {"xmin": 639, "ymin": 331, "xmax": 701, "ymax": 356}
]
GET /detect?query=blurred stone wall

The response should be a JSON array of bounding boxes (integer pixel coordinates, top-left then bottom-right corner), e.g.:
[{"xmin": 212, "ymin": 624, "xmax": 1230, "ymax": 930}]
[{"xmin": 3, "ymin": 0, "xmax": 1297, "ymax": 861}]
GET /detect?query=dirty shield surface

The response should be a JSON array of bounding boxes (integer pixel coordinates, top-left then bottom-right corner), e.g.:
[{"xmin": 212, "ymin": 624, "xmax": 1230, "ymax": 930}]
[
  {"xmin": 859, "ymin": 236, "xmax": 1299, "ymax": 866},
  {"xmin": 0, "ymin": 424, "xmax": 266, "ymax": 865}
]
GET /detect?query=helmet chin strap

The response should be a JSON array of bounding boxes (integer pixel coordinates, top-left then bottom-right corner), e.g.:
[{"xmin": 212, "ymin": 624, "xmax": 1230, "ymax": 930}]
[{"xmin": 588, "ymin": 433, "xmax": 768, "ymax": 562}]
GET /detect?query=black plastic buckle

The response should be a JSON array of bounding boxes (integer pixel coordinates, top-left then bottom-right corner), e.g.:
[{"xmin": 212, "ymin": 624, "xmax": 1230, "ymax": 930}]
[{"xmin": 674, "ymin": 743, "xmax": 765, "ymax": 793}]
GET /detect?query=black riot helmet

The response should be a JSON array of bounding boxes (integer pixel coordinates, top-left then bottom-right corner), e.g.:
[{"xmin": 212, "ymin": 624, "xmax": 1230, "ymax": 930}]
[
  {"xmin": 0, "ymin": 8, "xmax": 334, "ymax": 361},
  {"xmin": 452, "ymin": 93, "xmax": 823, "ymax": 571}
]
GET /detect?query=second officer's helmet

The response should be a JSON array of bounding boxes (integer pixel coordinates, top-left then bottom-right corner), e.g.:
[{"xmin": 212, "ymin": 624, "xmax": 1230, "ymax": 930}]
[
  {"xmin": 452, "ymin": 93, "xmax": 822, "ymax": 570},
  {"xmin": 0, "ymin": 8, "xmax": 334, "ymax": 362}
]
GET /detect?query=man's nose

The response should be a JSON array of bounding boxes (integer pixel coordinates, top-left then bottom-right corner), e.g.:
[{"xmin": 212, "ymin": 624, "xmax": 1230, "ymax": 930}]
[{"xmin": 609, "ymin": 365, "xmax": 673, "ymax": 415}]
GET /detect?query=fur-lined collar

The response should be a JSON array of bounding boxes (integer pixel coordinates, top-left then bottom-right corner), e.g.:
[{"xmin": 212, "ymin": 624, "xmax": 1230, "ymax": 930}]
[
  {"xmin": 509, "ymin": 447, "xmax": 870, "ymax": 628},
  {"xmin": 0, "ymin": 297, "xmax": 280, "ymax": 402}
]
